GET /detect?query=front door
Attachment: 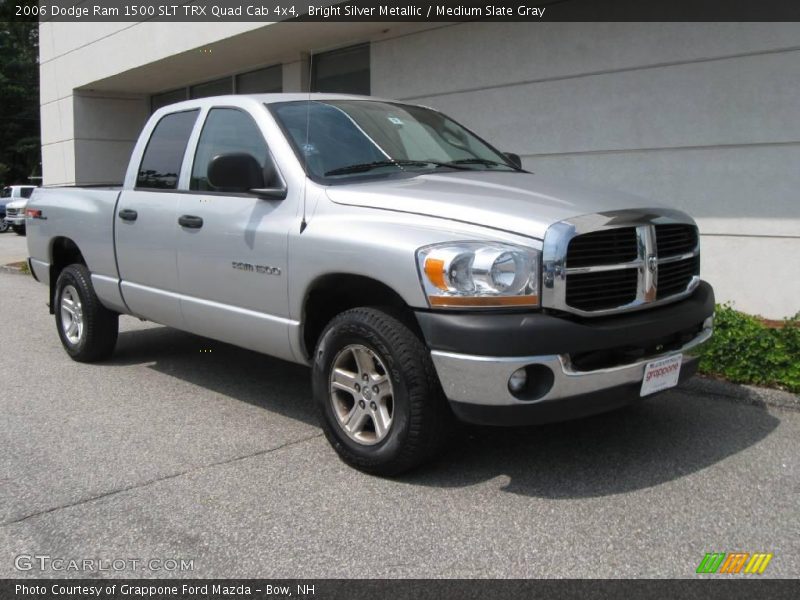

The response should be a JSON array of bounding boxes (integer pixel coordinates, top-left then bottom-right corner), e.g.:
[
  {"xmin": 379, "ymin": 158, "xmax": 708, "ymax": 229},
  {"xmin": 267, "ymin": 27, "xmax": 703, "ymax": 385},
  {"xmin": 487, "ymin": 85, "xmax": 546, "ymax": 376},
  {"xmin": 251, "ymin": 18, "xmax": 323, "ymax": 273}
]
[{"xmin": 175, "ymin": 107, "xmax": 296, "ymax": 361}]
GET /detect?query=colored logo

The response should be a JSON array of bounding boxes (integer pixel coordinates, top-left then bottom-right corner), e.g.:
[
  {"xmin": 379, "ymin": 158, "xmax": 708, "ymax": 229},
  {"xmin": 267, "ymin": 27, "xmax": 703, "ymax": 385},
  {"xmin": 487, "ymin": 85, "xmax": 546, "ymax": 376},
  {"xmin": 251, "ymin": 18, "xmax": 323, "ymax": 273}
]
[{"xmin": 696, "ymin": 552, "xmax": 773, "ymax": 574}]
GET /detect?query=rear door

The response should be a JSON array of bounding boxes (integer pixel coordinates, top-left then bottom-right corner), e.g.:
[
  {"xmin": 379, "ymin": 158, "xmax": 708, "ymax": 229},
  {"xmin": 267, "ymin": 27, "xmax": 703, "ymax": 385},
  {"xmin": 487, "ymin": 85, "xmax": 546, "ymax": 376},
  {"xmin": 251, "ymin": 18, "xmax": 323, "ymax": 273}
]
[{"xmin": 115, "ymin": 109, "xmax": 199, "ymax": 327}]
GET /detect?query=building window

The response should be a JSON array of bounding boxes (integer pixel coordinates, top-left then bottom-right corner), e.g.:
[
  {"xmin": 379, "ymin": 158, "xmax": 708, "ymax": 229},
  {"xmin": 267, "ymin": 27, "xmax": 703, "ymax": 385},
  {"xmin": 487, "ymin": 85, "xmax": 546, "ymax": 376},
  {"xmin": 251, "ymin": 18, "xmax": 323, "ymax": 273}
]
[
  {"xmin": 136, "ymin": 110, "xmax": 199, "ymax": 189},
  {"xmin": 151, "ymin": 88, "xmax": 188, "ymax": 112},
  {"xmin": 311, "ymin": 43, "xmax": 370, "ymax": 95},
  {"xmin": 190, "ymin": 77, "xmax": 233, "ymax": 99},
  {"xmin": 235, "ymin": 65, "xmax": 282, "ymax": 94}
]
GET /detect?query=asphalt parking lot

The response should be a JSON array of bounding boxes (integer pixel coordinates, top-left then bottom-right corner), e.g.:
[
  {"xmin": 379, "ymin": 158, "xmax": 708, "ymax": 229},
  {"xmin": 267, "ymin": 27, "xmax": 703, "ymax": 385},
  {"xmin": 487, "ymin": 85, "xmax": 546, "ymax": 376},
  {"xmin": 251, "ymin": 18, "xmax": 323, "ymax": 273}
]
[
  {"xmin": 0, "ymin": 265, "xmax": 798, "ymax": 578},
  {"xmin": 0, "ymin": 230, "xmax": 27, "ymax": 267}
]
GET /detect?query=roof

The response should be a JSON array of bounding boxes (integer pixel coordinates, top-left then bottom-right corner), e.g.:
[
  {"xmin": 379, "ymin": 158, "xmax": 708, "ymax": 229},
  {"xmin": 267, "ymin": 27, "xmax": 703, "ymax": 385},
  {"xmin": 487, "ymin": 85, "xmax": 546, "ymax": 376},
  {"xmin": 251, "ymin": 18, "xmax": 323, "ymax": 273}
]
[{"xmin": 153, "ymin": 93, "xmax": 399, "ymax": 115}]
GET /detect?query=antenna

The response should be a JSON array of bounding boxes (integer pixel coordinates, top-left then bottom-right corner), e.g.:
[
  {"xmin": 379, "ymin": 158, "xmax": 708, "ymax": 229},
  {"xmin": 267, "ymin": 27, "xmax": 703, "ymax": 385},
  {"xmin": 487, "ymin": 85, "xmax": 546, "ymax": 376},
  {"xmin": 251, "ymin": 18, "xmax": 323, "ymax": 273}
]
[{"xmin": 300, "ymin": 52, "xmax": 313, "ymax": 234}]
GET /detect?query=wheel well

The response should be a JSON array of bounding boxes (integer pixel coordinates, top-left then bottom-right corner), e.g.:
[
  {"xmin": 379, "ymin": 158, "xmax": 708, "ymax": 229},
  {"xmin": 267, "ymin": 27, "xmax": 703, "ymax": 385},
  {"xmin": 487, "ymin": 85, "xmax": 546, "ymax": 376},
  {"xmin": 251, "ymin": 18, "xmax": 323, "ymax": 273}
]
[
  {"xmin": 49, "ymin": 237, "xmax": 86, "ymax": 313},
  {"xmin": 301, "ymin": 274, "xmax": 412, "ymax": 359}
]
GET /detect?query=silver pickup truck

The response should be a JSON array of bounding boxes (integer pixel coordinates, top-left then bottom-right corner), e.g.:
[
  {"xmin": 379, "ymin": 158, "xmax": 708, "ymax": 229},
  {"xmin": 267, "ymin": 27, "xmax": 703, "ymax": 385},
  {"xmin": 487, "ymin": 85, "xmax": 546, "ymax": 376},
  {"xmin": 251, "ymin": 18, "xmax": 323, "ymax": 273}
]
[{"xmin": 27, "ymin": 94, "xmax": 714, "ymax": 474}]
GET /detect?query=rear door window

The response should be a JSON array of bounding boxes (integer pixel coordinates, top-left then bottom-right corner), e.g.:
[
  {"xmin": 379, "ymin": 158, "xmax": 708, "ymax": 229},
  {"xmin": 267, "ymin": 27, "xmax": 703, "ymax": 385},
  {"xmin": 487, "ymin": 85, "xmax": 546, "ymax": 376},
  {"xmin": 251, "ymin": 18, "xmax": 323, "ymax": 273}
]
[{"xmin": 136, "ymin": 110, "xmax": 199, "ymax": 189}]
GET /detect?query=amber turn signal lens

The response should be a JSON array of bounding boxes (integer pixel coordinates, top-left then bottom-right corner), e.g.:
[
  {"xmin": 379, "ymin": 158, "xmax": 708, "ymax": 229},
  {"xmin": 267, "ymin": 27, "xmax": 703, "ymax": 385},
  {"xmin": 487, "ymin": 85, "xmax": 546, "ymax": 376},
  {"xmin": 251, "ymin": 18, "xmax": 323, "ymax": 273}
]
[
  {"xmin": 424, "ymin": 258, "xmax": 447, "ymax": 290},
  {"xmin": 429, "ymin": 295, "xmax": 539, "ymax": 307}
]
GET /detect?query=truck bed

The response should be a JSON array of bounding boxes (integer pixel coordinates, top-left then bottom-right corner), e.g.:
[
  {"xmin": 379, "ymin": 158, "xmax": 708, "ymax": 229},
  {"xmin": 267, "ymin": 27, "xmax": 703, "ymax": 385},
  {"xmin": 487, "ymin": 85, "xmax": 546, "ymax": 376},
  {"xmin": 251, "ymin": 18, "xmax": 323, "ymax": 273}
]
[{"xmin": 27, "ymin": 186, "xmax": 124, "ymax": 310}]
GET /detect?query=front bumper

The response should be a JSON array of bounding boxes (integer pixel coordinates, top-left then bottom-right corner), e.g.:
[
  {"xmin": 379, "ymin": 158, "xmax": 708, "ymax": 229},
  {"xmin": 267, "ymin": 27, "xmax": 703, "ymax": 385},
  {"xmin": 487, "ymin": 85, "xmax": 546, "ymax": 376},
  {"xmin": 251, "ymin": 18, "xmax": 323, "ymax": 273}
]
[
  {"xmin": 416, "ymin": 281, "xmax": 715, "ymax": 425},
  {"xmin": 4, "ymin": 216, "xmax": 25, "ymax": 226}
]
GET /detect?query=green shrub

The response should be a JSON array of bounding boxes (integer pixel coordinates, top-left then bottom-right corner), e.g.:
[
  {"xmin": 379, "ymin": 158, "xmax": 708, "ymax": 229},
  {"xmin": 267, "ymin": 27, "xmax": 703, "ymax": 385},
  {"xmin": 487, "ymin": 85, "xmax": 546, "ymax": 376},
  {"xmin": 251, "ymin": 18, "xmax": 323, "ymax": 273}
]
[{"xmin": 699, "ymin": 304, "xmax": 800, "ymax": 393}]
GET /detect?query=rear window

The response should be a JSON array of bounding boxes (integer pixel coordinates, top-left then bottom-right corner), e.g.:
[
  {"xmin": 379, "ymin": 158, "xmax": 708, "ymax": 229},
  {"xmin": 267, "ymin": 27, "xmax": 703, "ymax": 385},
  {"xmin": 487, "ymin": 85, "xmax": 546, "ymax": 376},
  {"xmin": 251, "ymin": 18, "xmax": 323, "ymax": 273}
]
[{"xmin": 136, "ymin": 110, "xmax": 199, "ymax": 189}]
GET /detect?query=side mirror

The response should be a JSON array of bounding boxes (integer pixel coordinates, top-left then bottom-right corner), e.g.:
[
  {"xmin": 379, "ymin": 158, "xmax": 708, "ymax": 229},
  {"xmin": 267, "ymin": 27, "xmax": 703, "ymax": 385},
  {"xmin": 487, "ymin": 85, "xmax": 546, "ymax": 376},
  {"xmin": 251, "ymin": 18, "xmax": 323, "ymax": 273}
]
[
  {"xmin": 207, "ymin": 153, "xmax": 287, "ymax": 199},
  {"xmin": 504, "ymin": 152, "xmax": 522, "ymax": 170}
]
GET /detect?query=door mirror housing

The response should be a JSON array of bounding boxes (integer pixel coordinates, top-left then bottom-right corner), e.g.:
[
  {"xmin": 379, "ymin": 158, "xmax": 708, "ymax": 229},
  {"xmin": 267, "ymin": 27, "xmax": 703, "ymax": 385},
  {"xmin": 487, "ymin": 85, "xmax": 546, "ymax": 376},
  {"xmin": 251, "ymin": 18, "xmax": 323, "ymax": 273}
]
[
  {"xmin": 207, "ymin": 153, "xmax": 287, "ymax": 199},
  {"xmin": 504, "ymin": 152, "xmax": 523, "ymax": 170}
]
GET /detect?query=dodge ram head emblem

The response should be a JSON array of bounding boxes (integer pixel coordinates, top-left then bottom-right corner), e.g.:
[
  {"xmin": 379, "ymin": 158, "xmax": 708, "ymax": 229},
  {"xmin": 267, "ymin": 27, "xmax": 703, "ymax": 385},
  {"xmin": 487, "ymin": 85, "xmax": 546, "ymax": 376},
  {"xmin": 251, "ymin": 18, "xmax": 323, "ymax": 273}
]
[{"xmin": 647, "ymin": 255, "xmax": 658, "ymax": 273}]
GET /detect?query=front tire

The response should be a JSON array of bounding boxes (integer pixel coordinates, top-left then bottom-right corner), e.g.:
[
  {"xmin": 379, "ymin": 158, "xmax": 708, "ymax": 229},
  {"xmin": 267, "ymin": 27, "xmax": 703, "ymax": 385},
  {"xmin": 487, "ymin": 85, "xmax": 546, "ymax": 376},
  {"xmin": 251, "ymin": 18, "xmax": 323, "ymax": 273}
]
[
  {"xmin": 55, "ymin": 264, "xmax": 118, "ymax": 362},
  {"xmin": 13, "ymin": 225, "xmax": 25, "ymax": 235},
  {"xmin": 312, "ymin": 307, "xmax": 451, "ymax": 475}
]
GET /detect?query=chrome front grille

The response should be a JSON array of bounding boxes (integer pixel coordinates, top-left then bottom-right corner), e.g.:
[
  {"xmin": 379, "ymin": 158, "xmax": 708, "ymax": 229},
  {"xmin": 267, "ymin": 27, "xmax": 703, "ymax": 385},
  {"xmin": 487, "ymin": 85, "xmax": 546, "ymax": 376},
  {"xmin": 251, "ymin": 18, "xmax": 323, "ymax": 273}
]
[
  {"xmin": 565, "ymin": 227, "xmax": 638, "ymax": 267},
  {"xmin": 542, "ymin": 210, "xmax": 701, "ymax": 316},
  {"xmin": 5, "ymin": 208, "xmax": 19, "ymax": 217},
  {"xmin": 564, "ymin": 262, "xmax": 639, "ymax": 311},
  {"xmin": 657, "ymin": 254, "xmax": 700, "ymax": 299},
  {"xmin": 655, "ymin": 223, "xmax": 698, "ymax": 257}
]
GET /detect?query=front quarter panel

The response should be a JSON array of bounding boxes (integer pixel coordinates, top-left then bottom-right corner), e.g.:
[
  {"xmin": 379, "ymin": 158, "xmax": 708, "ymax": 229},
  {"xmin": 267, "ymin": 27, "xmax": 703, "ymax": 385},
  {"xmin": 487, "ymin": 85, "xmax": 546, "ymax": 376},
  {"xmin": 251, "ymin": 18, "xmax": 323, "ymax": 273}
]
[{"xmin": 287, "ymin": 195, "xmax": 543, "ymax": 322}]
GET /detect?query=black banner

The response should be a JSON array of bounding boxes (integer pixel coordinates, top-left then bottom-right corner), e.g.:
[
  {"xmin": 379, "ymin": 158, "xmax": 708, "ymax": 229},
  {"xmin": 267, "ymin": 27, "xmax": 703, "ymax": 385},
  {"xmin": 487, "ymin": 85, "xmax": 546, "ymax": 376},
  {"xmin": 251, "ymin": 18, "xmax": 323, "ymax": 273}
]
[
  {"xmin": 8, "ymin": 0, "xmax": 800, "ymax": 23},
  {"xmin": 3, "ymin": 579, "xmax": 800, "ymax": 600}
]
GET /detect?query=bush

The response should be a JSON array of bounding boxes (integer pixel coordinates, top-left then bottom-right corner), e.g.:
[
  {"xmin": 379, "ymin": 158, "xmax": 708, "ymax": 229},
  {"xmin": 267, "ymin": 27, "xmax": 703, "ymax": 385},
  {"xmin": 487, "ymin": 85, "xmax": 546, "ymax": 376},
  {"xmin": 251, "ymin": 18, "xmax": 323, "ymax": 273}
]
[{"xmin": 699, "ymin": 304, "xmax": 800, "ymax": 393}]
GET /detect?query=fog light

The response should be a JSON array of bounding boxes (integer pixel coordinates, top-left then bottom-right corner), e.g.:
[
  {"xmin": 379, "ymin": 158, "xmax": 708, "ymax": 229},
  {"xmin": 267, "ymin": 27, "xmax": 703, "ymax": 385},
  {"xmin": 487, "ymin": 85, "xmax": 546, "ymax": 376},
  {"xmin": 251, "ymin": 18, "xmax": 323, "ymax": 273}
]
[
  {"xmin": 508, "ymin": 368, "xmax": 527, "ymax": 394},
  {"xmin": 507, "ymin": 364, "xmax": 555, "ymax": 401}
]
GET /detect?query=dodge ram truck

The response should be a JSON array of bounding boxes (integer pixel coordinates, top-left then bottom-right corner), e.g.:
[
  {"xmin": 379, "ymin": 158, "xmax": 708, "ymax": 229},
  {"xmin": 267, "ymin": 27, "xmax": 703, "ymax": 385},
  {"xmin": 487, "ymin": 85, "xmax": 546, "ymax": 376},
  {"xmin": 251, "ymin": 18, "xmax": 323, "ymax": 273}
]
[{"xmin": 27, "ymin": 94, "xmax": 714, "ymax": 474}]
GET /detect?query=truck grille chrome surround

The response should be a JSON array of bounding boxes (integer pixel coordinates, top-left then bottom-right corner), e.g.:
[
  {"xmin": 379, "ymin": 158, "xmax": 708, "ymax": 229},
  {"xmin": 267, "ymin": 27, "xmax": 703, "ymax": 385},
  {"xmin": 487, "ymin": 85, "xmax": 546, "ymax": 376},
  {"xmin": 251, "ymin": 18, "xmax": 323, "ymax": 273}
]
[{"xmin": 542, "ymin": 209, "xmax": 700, "ymax": 316}]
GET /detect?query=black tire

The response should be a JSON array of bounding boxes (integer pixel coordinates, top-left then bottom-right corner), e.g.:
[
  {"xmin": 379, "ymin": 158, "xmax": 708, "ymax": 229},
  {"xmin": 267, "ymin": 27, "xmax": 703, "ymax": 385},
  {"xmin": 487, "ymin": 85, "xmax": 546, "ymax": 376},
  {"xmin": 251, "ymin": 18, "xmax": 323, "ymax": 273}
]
[
  {"xmin": 13, "ymin": 225, "xmax": 25, "ymax": 236},
  {"xmin": 0, "ymin": 220, "xmax": 8, "ymax": 233},
  {"xmin": 312, "ymin": 307, "xmax": 452, "ymax": 475},
  {"xmin": 54, "ymin": 264, "xmax": 118, "ymax": 362}
]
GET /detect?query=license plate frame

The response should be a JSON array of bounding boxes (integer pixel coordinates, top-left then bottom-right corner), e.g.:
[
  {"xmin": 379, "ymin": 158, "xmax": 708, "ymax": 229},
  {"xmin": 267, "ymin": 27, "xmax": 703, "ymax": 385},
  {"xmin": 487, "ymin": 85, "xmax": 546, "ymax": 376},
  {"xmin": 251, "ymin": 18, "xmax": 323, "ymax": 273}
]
[{"xmin": 640, "ymin": 353, "xmax": 683, "ymax": 396}]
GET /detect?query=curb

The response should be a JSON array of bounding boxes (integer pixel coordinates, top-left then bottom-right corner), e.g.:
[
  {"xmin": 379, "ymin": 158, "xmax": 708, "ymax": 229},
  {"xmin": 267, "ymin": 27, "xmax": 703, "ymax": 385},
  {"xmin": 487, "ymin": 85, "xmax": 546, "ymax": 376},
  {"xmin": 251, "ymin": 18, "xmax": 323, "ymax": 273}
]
[
  {"xmin": 0, "ymin": 261, "xmax": 28, "ymax": 275},
  {"xmin": 684, "ymin": 375, "xmax": 800, "ymax": 412}
]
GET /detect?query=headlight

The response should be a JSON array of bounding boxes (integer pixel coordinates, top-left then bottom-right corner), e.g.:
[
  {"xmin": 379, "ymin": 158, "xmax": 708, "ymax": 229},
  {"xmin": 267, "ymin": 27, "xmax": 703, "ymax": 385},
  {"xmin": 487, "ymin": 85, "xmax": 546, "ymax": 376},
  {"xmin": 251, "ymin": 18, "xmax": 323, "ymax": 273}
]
[{"xmin": 416, "ymin": 242, "xmax": 540, "ymax": 308}]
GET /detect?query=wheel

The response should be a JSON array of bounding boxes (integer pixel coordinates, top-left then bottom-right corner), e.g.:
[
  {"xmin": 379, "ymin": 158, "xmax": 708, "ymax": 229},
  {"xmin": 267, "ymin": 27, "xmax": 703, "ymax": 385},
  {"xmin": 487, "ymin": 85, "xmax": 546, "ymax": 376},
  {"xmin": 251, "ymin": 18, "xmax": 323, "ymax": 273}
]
[
  {"xmin": 312, "ymin": 307, "xmax": 452, "ymax": 475},
  {"xmin": 0, "ymin": 220, "xmax": 8, "ymax": 233},
  {"xmin": 54, "ymin": 264, "xmax": 118, "ymax": 362},
  {"xmin": 13, "ymin": 225, "xmax": 25, "ymax": 235}
]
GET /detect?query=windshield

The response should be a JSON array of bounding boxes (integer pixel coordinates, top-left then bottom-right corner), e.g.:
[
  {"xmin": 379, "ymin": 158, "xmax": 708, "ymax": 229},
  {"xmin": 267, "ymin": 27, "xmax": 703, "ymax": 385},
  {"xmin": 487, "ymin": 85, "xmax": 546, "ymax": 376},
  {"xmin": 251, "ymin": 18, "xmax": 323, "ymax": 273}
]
[
  {"xmin": 1, "ymin": 187, "xmax": 10, "ymax": 198},
  {"xmin": 269, "ymin": 100, "xmax": 518, "ymax": 183}
]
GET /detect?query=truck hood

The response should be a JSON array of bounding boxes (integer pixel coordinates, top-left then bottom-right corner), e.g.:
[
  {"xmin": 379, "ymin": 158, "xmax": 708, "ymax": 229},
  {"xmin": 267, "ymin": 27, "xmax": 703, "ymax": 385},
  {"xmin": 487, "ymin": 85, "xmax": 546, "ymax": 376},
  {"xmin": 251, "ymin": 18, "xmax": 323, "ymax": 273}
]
[
  {"xmin": 325, "ymin": 171, "xmax": 664, "ymax": 240},
  {"xmin": 4, "ymin": 199, "xmax": 28, "ymax": 210}
]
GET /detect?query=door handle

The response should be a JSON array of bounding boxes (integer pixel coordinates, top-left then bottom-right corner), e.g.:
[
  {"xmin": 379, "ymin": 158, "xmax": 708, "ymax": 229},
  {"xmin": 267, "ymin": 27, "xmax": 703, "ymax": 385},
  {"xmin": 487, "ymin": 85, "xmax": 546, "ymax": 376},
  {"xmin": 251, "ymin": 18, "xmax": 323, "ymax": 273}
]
[
  {"xmin": 178, "ymin": 215, "xmax": 203, "ymax": 229},
  {"xmin": 118, "ymin": 208, "xmax": 138, "ymax": 222}
]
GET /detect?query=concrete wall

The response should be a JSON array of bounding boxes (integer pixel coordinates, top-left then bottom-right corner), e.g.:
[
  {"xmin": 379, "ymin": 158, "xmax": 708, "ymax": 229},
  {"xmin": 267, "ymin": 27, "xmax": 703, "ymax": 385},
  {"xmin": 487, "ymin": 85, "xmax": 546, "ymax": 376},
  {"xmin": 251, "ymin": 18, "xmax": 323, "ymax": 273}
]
[
  {"xmin": 39, "ymin": 21, "xmax": 800, "ymax": 317},
  {"xmin": 372, "ymin": 23, "xmax": 800, "ymax": 318}
]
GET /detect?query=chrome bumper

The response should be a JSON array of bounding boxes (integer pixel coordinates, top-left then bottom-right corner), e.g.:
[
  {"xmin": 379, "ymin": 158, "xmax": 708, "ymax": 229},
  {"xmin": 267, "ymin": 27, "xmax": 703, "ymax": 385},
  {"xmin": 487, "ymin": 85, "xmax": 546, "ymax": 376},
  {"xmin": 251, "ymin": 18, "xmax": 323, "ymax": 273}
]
[
  {"xmin": 431, "ymin": 318, "xmax": 713, "ymax": 407},
  {"xmin": 4, "ymin": 216, "xmax": 25, "ymax": 225}
]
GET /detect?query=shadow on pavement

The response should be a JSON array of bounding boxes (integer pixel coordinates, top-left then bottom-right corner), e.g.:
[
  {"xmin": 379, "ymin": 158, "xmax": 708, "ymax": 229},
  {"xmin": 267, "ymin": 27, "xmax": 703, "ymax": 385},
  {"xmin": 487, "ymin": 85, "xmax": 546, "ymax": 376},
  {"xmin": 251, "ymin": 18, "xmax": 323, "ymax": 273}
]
[
  {"xmin": 406, "ymin": 390, "xmax": 780, "ymax": 498},
  {"xmin": 109, "ymin": 325, "xmax": 316, "ymax": 426},
  {"xmin": 109, "ymin": 324, "xmax": 780, "ymax": 499}
]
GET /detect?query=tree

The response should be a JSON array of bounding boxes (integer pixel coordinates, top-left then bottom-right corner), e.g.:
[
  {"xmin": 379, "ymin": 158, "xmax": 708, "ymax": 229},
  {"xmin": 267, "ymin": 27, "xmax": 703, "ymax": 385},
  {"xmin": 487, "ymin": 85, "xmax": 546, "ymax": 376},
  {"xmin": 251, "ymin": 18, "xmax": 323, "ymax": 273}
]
[{"xmin": 0, "ymin": 0, "xmax": 40, "ymax": 187}]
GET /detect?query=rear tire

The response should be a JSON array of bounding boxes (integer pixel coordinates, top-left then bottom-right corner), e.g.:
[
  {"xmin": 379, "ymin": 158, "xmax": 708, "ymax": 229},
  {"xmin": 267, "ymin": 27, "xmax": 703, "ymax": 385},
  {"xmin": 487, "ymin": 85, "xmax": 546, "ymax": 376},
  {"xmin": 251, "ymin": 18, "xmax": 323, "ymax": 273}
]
[
  {"xmin": 54, "ymin": 264, "xmax": 118, "ymax": 362},
  {"xmin": 312, "ymin": 307, "xmax": 452, "ymax": 475},
  {"xmin": 0, "ymin": 220, "xmax": 8, "ymax": 233}
]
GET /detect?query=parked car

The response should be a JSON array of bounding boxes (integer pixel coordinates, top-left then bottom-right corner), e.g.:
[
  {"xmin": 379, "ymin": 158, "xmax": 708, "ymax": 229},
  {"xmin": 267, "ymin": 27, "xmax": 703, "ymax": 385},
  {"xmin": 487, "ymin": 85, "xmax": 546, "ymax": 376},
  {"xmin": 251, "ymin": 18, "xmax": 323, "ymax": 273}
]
[
  {"xmin": 26, "ymin": 94, "xmax": 714, "ymax": 474},
  {"xmin": 2, "ymin": 185, "xmax": 36, "ymax": 235}
]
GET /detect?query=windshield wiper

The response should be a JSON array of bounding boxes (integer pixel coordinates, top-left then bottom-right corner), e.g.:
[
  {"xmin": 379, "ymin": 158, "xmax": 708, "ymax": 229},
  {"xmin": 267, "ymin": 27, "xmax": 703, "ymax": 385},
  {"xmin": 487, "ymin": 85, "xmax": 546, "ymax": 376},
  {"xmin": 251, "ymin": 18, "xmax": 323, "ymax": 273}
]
[
  {"xmin": 443, "ymin": 158, "xmax": 522, "ymax": 171},
  {"xmin": 324, "ymin": 159, "xmax": 471, "ymax": 177},
  {"xmin": 325, "ymin": 160, "xmax": 430, "ymax": 176}
]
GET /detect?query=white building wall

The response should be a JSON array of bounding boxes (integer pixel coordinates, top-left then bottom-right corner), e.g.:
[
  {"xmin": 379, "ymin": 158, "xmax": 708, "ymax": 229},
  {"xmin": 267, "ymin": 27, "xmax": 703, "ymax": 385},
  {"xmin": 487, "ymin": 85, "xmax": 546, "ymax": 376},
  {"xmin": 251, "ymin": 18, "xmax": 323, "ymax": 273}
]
[{"xmin": 372, "ymin": 23, "xmax": 800, "ymax": 318}]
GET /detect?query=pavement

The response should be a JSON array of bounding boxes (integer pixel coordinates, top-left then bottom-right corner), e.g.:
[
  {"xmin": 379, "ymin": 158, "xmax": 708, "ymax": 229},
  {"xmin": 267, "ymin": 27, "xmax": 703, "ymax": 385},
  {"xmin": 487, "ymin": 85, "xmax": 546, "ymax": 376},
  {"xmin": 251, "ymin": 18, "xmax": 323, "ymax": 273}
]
[
  {"xmin": 0, "ymin": 230, "xmax": 27, "ymax": 269},
  {"xmin": 0, "ymin": 269, "xmax": 798, "ymax": 579}
]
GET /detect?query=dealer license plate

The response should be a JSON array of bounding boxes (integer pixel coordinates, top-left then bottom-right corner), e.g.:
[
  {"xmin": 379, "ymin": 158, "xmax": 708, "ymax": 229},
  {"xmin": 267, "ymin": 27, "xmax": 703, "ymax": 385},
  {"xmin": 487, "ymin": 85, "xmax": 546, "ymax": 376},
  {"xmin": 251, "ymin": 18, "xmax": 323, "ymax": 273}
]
[{"xmin": 640, "ymin": 354, "xmax": 682, "ymax": 396}]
